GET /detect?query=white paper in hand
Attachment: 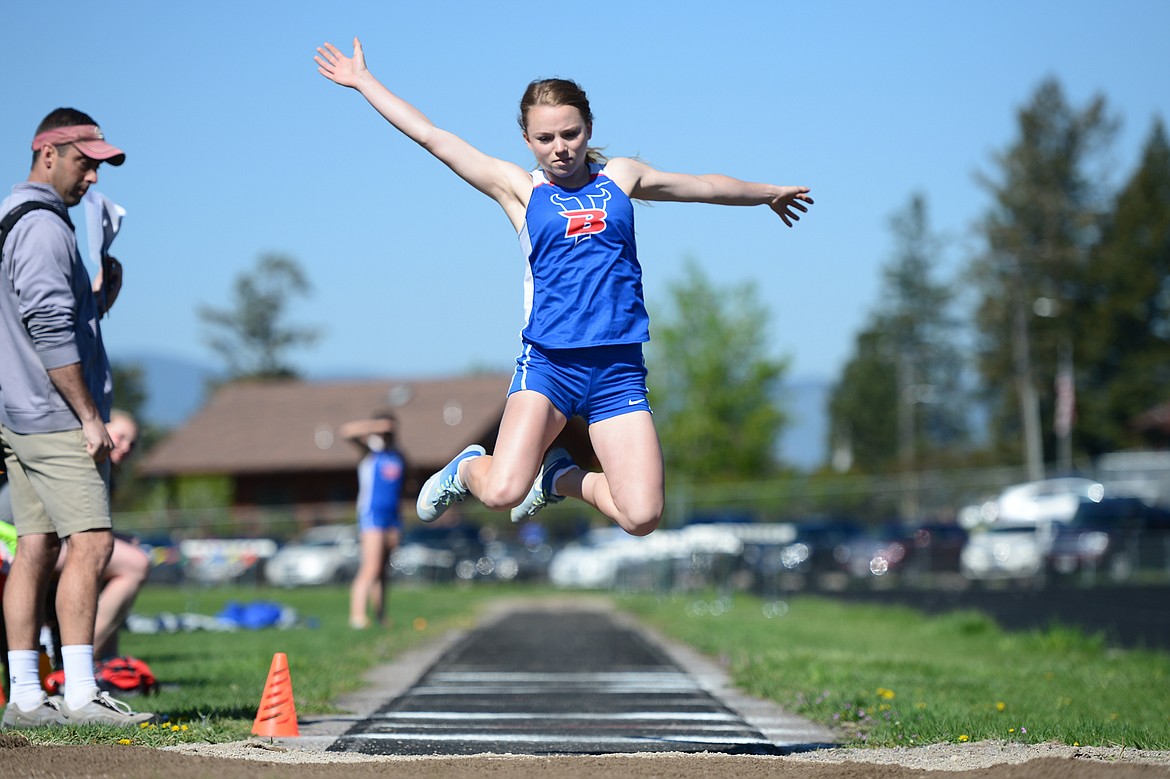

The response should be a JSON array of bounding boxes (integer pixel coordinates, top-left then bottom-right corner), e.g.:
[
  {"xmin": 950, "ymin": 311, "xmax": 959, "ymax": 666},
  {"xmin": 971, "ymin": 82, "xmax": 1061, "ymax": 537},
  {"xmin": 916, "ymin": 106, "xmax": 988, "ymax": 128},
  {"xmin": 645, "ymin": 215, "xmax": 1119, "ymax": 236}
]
[{"xmin": 82, "ymin": 189, "xmax": 127, "ymax": 264}]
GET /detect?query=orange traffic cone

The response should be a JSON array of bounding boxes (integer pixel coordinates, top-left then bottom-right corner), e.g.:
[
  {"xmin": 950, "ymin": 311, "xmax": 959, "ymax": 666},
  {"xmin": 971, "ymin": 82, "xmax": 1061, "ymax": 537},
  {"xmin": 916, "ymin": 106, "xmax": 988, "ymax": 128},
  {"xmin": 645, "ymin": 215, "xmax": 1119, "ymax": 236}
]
[{"xmin": 251, "ymin": 652, "xmax": 299, "ymax": 737}]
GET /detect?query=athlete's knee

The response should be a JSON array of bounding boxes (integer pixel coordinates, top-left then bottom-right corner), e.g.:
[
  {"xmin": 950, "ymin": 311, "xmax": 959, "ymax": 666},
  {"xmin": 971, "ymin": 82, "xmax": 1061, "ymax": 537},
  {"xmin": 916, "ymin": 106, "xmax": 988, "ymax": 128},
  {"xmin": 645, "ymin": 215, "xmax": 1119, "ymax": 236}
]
[
  {"xmin": 475, "ymin": 470, "xmax": 531, "ymax": 512},
  {"xmin": 614, "ymin": 500, "xmax": 663, "ymax": 537},
  {"xmin": 475, "ymin": 473, "xmax": 530, "ymax": 512},
  {"xmin": 115, "ymin": 543, "xmax": 151, "ymax": 585},
  {"xmin": 620, "ymin": 512, "xmax": 661, "ymax": 537},
  {"xmin": 462, "ymin": 455, "xmax": 522, "ymax": 510}
]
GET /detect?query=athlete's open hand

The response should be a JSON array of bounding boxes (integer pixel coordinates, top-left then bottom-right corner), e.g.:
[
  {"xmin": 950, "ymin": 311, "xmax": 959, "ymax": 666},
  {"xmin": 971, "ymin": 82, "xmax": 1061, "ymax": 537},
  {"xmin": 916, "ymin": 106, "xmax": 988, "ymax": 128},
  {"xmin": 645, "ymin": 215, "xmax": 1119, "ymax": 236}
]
[
  {"xmin": 315, "ymin": 37, "xmax": 368, "ymax": 89},
  {"xmin": 769, "ymin": 187, "xmax": 814, "ymax": 227}
]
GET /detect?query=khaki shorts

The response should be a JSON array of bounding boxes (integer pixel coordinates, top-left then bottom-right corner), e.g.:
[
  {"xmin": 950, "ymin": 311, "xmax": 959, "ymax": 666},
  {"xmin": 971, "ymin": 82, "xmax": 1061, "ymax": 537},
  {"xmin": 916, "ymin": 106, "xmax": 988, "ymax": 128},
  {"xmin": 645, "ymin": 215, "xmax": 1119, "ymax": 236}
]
[{"xmin": 0, "ymin": 424, "xmax": 111, "ymax": 538}]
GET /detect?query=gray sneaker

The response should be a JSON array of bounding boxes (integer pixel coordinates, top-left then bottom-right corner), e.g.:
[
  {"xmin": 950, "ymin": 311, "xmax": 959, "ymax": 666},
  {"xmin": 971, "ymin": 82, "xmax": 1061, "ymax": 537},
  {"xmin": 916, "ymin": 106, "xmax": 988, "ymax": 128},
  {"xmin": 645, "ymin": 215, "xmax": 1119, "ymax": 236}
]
[
  {"xmin": 60, "ymin": 690, "xmax": 157, "ymax": 726},
  {"xmin": 416, "ymin": 444, "xmax": 485, "ymax": 522},
  {"xmin": 2, "ymin": 696, "xmax": 67, "ymax": 728},
  {"xmin": 510, "ymin": 447, "xmax": 576, "ymax": 523}
]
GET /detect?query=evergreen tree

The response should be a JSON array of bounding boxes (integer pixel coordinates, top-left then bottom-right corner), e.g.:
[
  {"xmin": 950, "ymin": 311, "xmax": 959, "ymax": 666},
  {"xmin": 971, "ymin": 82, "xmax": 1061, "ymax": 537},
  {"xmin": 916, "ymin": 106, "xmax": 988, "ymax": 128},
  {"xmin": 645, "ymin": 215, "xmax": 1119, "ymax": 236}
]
[
  {"xmin": 828, "ymin": 324, "xmax": 898, "ymax": 472},
  {"xmin": 1075, "ymin": 119, "xmax": 1170, "ymax": 454},
  {"xmin": 968, "ymin": 78, "xmax": 1117, "ymax": 475},
  {"xmin": 828, "ymin": 195, "xmax": 967, "ymax": 474},
  {"xmin": 647, "ymin": 261, "xmax": 789, "ymax": 482}
]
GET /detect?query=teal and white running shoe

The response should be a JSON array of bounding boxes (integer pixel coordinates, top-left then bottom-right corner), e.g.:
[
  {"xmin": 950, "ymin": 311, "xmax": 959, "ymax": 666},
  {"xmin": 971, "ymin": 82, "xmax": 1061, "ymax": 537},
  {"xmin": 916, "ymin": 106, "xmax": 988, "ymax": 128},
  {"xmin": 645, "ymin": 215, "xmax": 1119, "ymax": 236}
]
[
  {"xmin": 416, "ymin": 445, "xmax": 486, "ymax": 522},
  {"xmin": 510, "ymin": 447, "xmax": 576, "ymax": 523}
]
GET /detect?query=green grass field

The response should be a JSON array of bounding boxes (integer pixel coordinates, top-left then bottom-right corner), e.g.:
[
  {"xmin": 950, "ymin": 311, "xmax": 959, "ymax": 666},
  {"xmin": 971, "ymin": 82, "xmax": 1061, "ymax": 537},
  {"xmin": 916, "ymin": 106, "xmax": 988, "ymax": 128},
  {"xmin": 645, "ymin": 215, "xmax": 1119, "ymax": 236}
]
[
  {"xmin": 10, "ymin": 583, "xmax": 1170, "ymax": 749},
  {"xmin": 621, "ymin": 593, "xmax": 1170, "ymax": 749}
]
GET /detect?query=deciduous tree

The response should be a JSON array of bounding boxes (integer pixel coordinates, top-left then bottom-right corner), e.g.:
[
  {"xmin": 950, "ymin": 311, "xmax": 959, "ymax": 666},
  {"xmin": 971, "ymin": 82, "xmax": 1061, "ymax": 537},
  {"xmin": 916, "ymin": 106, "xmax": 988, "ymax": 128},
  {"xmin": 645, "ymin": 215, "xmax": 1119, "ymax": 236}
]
[
  {"xmin": 647, "ymin": 261, "xmax": 789, "ymax": 481},
  {"xmin": 199, "ymin": 254, "xmax": 320, "ymax": 380}
]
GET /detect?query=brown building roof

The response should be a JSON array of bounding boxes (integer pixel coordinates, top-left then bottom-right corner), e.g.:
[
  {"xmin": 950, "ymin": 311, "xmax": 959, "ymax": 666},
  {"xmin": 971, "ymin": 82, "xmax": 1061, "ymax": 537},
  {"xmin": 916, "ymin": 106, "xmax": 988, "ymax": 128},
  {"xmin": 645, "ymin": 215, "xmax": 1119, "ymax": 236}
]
[{"xmin": 139, "ymin": 374, "xmax": 513, "ymax": 477}]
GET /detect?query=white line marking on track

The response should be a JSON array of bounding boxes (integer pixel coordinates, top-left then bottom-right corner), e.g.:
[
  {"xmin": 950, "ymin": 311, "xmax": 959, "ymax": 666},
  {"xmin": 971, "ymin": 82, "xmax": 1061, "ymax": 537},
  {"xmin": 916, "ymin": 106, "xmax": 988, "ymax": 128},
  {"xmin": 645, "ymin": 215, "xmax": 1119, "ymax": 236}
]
[
  {"xmin": 348, "ymin": 732, "xmax": 773, "ymax": 746},
  {"xmin": 376, "ymin": 711, "xmax": 741, "ymax": 722}
]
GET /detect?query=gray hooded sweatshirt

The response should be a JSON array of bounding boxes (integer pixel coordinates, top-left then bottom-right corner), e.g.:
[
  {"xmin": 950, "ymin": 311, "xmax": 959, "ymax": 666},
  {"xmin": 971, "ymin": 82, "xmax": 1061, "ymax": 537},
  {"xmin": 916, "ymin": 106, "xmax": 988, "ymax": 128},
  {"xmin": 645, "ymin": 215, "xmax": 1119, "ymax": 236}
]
[{"xmin": 0, "ymin": 182, "xmax": 112, "ymax": 434}]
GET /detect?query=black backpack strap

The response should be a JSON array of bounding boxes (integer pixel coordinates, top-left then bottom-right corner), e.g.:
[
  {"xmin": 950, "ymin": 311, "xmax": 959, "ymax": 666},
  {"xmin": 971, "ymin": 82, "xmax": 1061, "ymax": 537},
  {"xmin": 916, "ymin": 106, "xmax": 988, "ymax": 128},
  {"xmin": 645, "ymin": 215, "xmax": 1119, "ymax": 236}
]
[{"xmin": 0, "ymin": 201, "xmax": 75, "ymax": 259}]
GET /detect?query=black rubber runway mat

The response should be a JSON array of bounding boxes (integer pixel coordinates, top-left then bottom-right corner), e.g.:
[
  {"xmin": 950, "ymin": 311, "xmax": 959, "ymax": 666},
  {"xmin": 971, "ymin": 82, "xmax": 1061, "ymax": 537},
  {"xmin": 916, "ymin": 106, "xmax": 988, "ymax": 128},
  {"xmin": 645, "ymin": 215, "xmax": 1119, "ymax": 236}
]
[{"xmin": 329, "ymin": 610, "xmax": 786, "ymax": 755}]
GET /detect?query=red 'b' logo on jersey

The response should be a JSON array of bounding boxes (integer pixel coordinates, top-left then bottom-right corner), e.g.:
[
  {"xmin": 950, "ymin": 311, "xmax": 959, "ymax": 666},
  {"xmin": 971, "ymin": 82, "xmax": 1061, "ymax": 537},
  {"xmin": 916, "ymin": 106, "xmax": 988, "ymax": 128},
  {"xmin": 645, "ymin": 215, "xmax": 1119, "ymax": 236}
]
[{"xmin": 560, "ymin": 208, "xmax": 607, "ymax": 238}]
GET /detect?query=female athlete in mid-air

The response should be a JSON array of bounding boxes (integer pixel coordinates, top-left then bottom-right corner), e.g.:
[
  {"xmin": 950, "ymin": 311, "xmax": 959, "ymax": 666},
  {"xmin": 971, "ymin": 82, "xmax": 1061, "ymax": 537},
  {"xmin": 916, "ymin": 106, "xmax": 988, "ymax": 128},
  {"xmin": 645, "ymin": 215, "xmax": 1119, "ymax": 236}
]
[{"xmin": 315, "ymin": 37, "xmax": 813, "ymax": 537}]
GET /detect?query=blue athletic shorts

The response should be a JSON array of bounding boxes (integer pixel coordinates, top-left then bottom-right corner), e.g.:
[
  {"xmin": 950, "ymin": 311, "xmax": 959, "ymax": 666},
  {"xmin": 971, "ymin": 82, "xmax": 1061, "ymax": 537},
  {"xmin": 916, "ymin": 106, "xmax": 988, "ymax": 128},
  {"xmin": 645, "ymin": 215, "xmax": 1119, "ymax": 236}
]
[
  {"xmin": 509, "ymin": 342, "xmax": 652, "ymax": 424},
  {"xmin": 358, "ymin": 514, "xmax": 402, "ymax": 533}
]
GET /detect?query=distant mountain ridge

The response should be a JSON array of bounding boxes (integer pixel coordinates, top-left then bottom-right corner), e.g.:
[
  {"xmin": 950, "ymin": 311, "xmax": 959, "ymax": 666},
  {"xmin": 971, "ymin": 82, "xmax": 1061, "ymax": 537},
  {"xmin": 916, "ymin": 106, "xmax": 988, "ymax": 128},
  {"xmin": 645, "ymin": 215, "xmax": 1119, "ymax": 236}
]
[
  {"xmin": 779, "ymin": 378, "xmax": 829, "ymax": 471},
  {"xmin": 110, "ymin": 351, "xmax": 221, "ymax": 428}
]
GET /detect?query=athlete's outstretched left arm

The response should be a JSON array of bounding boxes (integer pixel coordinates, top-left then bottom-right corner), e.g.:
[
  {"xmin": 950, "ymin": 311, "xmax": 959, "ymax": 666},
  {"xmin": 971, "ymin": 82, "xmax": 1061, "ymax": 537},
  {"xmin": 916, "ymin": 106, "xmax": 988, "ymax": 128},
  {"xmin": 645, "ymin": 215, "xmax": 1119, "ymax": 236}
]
[{"xmin": 606, "ymin": 157, "xmax": 813, "ymax": 227}]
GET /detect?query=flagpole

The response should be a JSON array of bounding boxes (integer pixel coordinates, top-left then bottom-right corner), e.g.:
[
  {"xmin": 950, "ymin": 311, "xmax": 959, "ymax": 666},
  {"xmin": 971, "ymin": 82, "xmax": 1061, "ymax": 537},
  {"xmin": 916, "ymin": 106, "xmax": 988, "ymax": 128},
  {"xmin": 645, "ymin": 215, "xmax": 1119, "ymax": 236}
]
[{"xmin": 1054, "ymin": 339, "xmax": 1075, "ymax": 473}]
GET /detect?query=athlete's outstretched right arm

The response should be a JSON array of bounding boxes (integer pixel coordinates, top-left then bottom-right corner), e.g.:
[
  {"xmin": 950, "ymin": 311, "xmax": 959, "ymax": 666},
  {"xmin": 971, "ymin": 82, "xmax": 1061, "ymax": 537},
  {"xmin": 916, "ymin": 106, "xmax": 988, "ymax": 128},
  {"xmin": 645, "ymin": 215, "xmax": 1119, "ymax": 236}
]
[{"xmin": 315, "ymin": 38, "xmax": 528, "ymax": 220}]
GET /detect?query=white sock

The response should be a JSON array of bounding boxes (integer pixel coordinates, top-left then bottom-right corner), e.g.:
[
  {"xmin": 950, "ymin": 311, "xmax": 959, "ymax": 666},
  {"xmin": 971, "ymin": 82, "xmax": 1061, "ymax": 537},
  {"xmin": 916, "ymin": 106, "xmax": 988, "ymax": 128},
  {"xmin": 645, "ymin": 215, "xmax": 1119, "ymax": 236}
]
[
  {"xmin": 7, "ymin": 650, "xmax": 44, "ymax": 710},
  {"xmin": 39, "ymin": 625, "xmax": 57, "ymax": 662},
  {"xmin": 61, "ymin": 645, "xmax": 98, "ymax": 709}
]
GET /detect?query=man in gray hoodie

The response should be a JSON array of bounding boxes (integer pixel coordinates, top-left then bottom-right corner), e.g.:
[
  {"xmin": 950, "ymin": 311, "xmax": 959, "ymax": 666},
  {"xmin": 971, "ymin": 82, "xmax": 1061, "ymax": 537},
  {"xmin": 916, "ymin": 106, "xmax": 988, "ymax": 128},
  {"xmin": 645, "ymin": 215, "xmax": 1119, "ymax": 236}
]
[{"xmin": 0, "ymin": 107, "xmax": 152, "ymax": 728}]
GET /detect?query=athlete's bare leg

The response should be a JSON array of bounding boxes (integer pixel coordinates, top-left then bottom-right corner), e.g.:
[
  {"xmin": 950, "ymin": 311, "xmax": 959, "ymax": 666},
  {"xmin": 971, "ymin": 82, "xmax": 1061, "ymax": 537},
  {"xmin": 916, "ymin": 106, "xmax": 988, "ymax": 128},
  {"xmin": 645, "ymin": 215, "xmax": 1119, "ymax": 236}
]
[
  {"xmin": 463, "ymin": 390, "xmax": 566, "ymax": 510},
  {"xmin": 91, "ymin": 540, "xmax": 150, "ymax": 658},
  {"xmin": 350, "ymin": 527, "xmax": 398, "ymax": 628},
  {"xmin": 555, "ymin": 410, "xmax": 663, "ymax": 536}
]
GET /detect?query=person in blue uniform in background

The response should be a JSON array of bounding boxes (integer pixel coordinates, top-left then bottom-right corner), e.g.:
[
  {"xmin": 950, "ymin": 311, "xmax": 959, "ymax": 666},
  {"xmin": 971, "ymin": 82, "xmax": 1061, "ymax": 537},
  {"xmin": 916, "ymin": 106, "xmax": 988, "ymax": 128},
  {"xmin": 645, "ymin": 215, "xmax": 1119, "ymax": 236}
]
[
  {"xmin": 316, "ymin": 38, "xmax": 813, "ymax": 539},
  {"xmin": 339, "ymin": 411, "xmax": 404, "ymax": 630}
]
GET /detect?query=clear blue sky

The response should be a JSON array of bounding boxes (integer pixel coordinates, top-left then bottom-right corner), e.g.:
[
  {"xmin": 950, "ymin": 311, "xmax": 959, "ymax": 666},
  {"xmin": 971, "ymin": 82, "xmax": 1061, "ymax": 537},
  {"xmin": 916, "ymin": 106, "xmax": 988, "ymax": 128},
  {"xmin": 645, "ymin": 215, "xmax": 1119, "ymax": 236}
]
[{"xmin": 2, "ymin": 2, "xmax": 1167, "ymax": 387}]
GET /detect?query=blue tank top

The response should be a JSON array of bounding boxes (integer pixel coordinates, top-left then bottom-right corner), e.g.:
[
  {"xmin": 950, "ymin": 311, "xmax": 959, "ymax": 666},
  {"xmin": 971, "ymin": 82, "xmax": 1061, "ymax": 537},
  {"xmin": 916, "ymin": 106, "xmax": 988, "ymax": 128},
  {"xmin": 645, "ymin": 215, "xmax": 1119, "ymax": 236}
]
[
  {"xmin": 518, "ymin": 163, "xmax": 650, "ymax": 348},
  {"xmin": 356, "ymin": 450, "xmax": 404, "ymax": 523}
]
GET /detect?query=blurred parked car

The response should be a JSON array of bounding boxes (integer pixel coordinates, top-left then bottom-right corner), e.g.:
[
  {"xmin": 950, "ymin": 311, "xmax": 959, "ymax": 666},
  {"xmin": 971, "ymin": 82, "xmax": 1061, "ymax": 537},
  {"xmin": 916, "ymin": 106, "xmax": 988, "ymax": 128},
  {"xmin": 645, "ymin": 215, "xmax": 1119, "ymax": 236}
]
[
  {"xmin": 835, "ymin": 522, "xmax": 969, "ymax": 581},
  {"xmin": 1047, "ymin": 496, "xmax": 1170, "ymax": 582},
  {"xmin": 984, "ymin": 477, "xmax": 1104, "ymax": 525},
  {"xmin": 960, "ymin": 523, "xmax": 1046, "ymax": 581},
  {"xmin": 264, "ymin": 524, "xmax": 360, "ymax": 587},
  {"xmin": 180, "ymin": 537, "xmax": 278, "ymax": 585},
  {"xmin": 835, "ymin": 524, "xmax": 909, "ymax": 578},
  {"xmin": 548, "ymin": 527, "xmax": 652, "ymax": 589},
  {"xmin": 904, "ymin": 522, "xmax": 969, "ymax": 575},
  {"xmin": 732, "ymin": 518, "xmax": 862, "ymax": 592},
  {"xmin": 1094, "ymin": 450, "xmax": 1170, "ymax": 506},
  {"xmin": 482, "ymin": 538, "xmax": 554, "ymax": 582},
  {"xmin": 548, "ymin": 524, "xmax": 744, "ymax": 590},
  {"xmin": 391, "ymin": 524, "xmax": 488, "ymax": 582},
  {"xmin": 777, "ymin": 518, "xmax": 864, "ymax": 575}
]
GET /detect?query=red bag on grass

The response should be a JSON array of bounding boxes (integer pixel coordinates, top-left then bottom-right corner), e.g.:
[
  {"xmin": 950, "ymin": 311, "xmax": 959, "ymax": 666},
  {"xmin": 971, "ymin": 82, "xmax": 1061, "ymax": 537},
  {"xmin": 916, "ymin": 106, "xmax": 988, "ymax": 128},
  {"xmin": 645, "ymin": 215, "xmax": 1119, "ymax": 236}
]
[{"xmin": 43, "ymin": 656, "xmax": 159, "ymax": 697}]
